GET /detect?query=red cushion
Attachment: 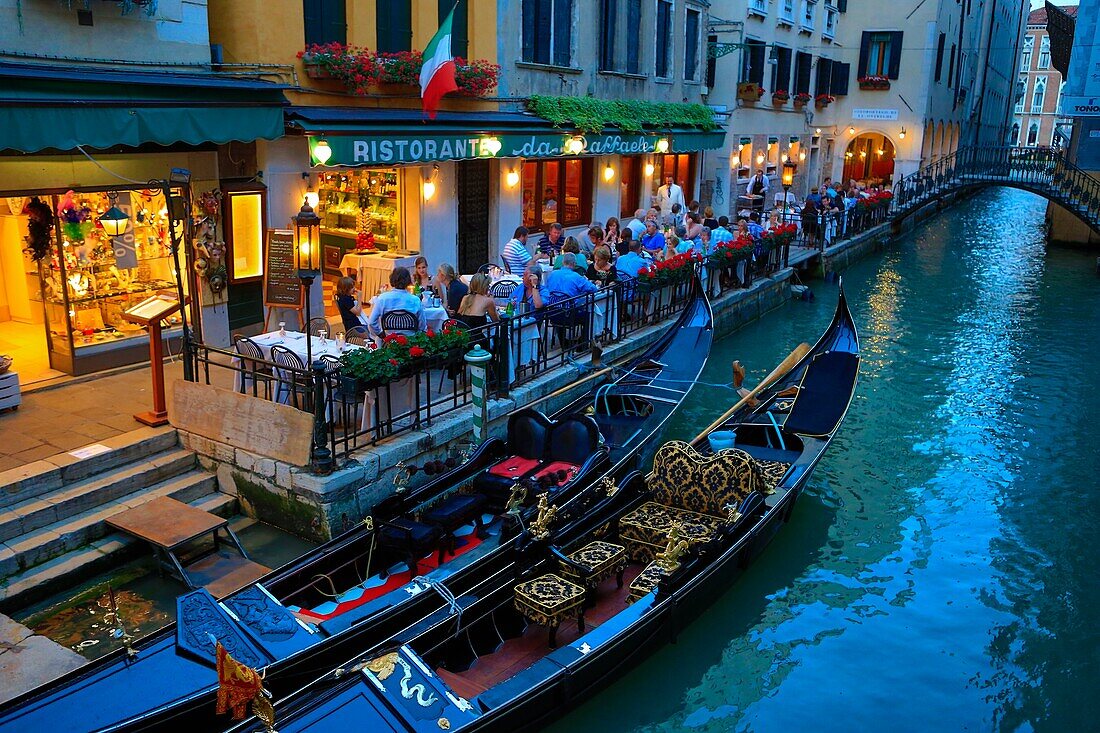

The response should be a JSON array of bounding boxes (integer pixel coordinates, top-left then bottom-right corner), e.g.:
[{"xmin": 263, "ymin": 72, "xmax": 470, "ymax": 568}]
[
  {"xmin": 533, "ymin": 461, "xmax": 579, "ymax": 487},
  {"xmin": 488, "ymin": 456, "xmax": 541, "ymax": 478}
]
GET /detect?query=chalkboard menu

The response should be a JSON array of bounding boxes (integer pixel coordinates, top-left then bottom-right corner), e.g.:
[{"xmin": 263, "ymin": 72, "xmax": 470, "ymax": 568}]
[{"xmin": 263, "ymin": 229, "xmax": 303, "ymax": 309}]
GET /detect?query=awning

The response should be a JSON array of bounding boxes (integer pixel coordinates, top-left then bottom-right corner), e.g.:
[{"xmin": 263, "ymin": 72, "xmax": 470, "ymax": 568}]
[
  {"xmin": 286, "ymin": 107, "xmax": 726, "ymax": 167},
  {"xmin": 0, "ymin": 62, "xmax": 288, "ymax": 154}
]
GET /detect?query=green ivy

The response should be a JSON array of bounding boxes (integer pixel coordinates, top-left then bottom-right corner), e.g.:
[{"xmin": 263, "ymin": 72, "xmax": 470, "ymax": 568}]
[{"xmin": 526, "ymin": 96, "xmax": 718, "ymax": 134}]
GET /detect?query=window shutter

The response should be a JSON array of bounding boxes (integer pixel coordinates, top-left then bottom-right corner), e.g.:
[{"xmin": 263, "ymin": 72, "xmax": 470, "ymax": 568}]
[
  {"xmin": 795, "ymin": 52, "xmax": 812, "ymax": 94},
  {"xmin": 377, "ymin": 0, "xmax": 411, "ymax": 53},
  {"xmin": 552, "ymin": 0, "xmax": 573, "ymax": 67},
  {"xmin": 303, "ymin": 0, "xmax": 321, "ymax": 46},
  {"xmin": 816, "ymin": 58, "xmax": 833, "ymax": 95},
  {"xmin": 836, "ymin": 0, "xmax": 847, "ymax": 11},
  {"xmin": 750, "ymin": 41, "xmax": 766, "ymax": 84},
  {"xmin": 857, "ymin": 31, "xmax": 870, "ymax": 78},
  {"xmin": 323, "ymin": 0, "xmax": 346, "ymax": 46},
  {"xmin": 706, "ymin": 33, "xmax": 717, "ymax": 87},
  {"xmin": 627, "ymin": 0, "xmax": 642, "ymax": 73},
  {"xmin": 831, "ymin": 61, "xmax": 850, "ymax": 95},
  {"xmin": 685, "ymin": 9, "xmax": 699, "ymax": 80},
  {"xmin": 887, "ymin": 31, "xmax": 903, "ymax": 79},
  {"xmin": 934, "ymin": 32, "xmax": 945, "ymax": 82},
  {"xmin": 522, "ymin": 0, "xmax": 536, "ymax": 62},
  {"xmin": 773, "ymin": 48, "xmax": 791, "ymax": 93},
  {"xmin": 599, "ymin": 0, "xmax": 616, "ymax": 71},
  {"xmin": 536, "ymin": 0, "xmax": 553, "ymax": 63},
  {"xmin": 442, "ymin": 0, "xmax": 468, "ymax": 59}
]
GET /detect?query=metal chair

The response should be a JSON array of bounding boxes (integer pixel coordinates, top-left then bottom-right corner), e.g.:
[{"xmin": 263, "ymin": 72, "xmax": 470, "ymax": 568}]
[
  {"xmin": 488, "ymin": 279, "xmax": 518, "ymax": 300},
  {"xmin": 320, "ymin": 354, "xmax": 362, "ymax": 428},
  {"xmin": 270, "ymin": 345, "xmax": 310, "ymax": 409},
  {"xmin": 345, "ymin": 325, "xmax": 371, "ymax": 347},
  {"xmin": 437, "ymin": 318, "xmax": 472, "ymax": 392},
  {"xmin": 308, "ymin": 317, "xmax": 330, "ymax": 337},
  {"xmin": 380, "ymin": 309, "xmax": 420, "ymax": 335},
  {"xmin": 547, "ymin": 291, "xmax": 587, "ymax": 352},
  {"xmin": 232, "ymin": 335, "xmax": 273, "ymax": 398}
]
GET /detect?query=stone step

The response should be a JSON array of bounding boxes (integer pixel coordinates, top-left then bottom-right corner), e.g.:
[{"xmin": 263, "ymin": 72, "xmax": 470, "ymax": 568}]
[
  {"xmin": 0, "ymin": 469, "xmax": 217, "ymax": 581},
  {"xmin": 0, "ymin": 427, "xmax": 179, "ymax": 509},
  {"xmin": 0, "ymin": 449, "xmax": 198, "ymax": 543},
  {"xmin": 0, "ymin": 492, "xmax": 237, "ymax": 614}
]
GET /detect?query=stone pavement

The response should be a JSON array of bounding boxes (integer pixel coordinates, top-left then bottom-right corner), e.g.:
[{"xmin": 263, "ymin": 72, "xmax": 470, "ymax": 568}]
[
  {"xmin": 0, "ymin": 612, "xmax": 85, "ymax": 705},
  {"xmin": 0, "ymin": 360, "xmax": 186, "ymax": 473}
]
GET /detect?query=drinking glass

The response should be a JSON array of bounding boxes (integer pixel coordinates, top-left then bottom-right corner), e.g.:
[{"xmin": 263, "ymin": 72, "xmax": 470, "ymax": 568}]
[
  {"xmin": 278, "ymin": 321, "xmax": 286, "ymax": 338},
  {"xmin": 336, "ymin": 332, "xmax": 345, "ymax": 351},
  {"xmin": 319, "ymin": 329, "xmax": 327, "ymax": 345}
]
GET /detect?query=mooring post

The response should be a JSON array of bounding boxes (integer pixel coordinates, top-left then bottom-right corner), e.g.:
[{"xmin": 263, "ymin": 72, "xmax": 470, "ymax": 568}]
[{"xmin": 465, "ymin": 345, "xmax": 493, "ymax": 443}]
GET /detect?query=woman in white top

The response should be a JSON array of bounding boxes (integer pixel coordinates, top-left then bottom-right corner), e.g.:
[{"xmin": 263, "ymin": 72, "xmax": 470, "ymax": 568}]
[{"xmin": 367, "ymin": 266, "xmax": 427, "ymax": 338}]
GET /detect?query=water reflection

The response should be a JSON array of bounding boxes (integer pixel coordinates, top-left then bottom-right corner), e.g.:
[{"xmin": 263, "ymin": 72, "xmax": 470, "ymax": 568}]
[{"xmin": 552, "ymin": 189, "xmax": 1100, "ymax": 733}]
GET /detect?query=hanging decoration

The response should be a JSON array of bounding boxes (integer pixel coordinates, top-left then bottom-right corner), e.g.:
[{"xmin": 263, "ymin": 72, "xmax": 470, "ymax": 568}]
[
  {"xmin": 193, "ymin": 190, "xmax": 227, "ymax": 296},
  {"xmin": 23, "ymin": 197, "xmax": 55, "ymax": 262}
]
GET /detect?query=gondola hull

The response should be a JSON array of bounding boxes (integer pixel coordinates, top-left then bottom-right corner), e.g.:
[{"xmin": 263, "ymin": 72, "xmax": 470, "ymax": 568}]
[{"xmin": 0, "ymin": 283, "xmax": 714, "ymax": 733}]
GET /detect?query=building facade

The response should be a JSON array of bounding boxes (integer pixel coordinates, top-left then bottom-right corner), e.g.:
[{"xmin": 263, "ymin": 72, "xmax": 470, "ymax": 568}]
[{"xmin": 1012, "ymin": 5, "xmax": 1075, "ymax": 149}]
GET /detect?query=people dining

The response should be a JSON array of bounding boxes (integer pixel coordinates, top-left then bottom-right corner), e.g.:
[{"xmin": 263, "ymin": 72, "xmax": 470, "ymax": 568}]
[
  {"xmin": 508, "ymin": 265, "xmax": 547, "ymax": 314},
  {"xmin": 603, "ymin": 217, "xmax": 621, "ymax": 247},
  {"xmin": 537, "ymin": 222, "xmax": 565, "ymax": 256},
  {"xmin": 457, "ymin": 273, "xmax": 500, "ymax": 329},
  {"xmin": 615, "ymin": 238, "xmax": 649, "ymax": 279},
  {"xmin": 436, "ymin": 262, "xmax": 468, "ymax": 315},
  {"xmin": 502, "ymin": 225, "xmax": 534, "ymax": 275},
  {"xmin": 587, "ymin": 245, "xmax": 618, "ymax": 286},
  {"xmin": 641, "ymin": 219, "xmax": 667, "ymax": 256},
  {"xmin": 703, "ymin": 206, "xmax": 719, "ymax": 230},
  {"xmin": 545, "ymin": 253, "xmax": 598, "ymax": 298},
  {"xmin": 553, "ymin": 237, "xmax": 589, "ymax": 272},
  {"xmin": 368, "ymin": 266, "xmax": 427, "ymax": 338},
  {"xmin": 626, "ymin": 208, "xmax": 647, "ymax": 240},
  {"xmin": 335, "ymin": 276, "xmax": 366, "ymax": 332},
  {"xmin": 412, "ymin": 256, "xmax": 433, "ymax": 290}
]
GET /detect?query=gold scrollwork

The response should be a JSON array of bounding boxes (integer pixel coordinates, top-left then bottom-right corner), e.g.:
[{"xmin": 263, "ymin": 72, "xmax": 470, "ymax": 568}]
[
  {"xmin": 505, "ymin": 482, "xmax": 527, "ymax": 514},
  {"xmin": 363, "ymin": 515, "xmax": 375, "ymax": 531},
  {"xmin": 393, "ymin": 461, "xmax": 413, "ymax": 492},
  {"xmin": 529, "ymin": 493, "xmax": 558, "ymax": 541},
  {"xmin": 601, "ymin": 476, "xmax": 619, "ymax": 497},
  {"xmin": 655, "ymin": 522, "xmax": 691, "ymax": 572}
]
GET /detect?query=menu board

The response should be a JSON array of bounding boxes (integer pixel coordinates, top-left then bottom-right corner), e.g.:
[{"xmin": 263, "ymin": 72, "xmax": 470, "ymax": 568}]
[
  {"xmin": 122, "ymin": 294, "xmax": 182, "ymax": 325},
  {"xmin": 263, "ymin": 229, "xmax": 303, "ymax": 309}
]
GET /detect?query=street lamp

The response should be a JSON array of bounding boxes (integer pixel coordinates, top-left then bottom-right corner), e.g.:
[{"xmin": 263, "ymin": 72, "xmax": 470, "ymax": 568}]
[
  {"xmin": 292, "ymin": 197, "xmax": 332, "ymax": 475},
  {"xmin": 98, "ymin": 192, "xmax": 130, "ymax": 236},
  {"xmin": 781, "ymin": 160, "xmax": 797, "ymax": 217}
]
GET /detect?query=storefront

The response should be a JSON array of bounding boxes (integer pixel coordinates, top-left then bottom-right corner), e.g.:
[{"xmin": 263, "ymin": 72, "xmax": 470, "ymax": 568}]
[
  {"xmin": 280, "ymin": 107, "xmax": 725, "ymax": 293},
  {"xmin": 0, "ymin": 61, "xmax": 287, "ymax": 385}
]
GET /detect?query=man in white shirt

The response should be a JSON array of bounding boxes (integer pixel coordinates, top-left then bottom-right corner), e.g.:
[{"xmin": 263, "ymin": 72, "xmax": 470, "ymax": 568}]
[{"xmin": 656, "ymin": 175, "xmax": 686, "ymax": 219}]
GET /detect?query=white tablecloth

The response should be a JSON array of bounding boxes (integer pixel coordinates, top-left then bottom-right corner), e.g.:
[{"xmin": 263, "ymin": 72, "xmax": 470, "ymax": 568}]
[
  {"xmin": 340, "ymin": 252, "xmax": 417, "ymax": 298},
  {"xmin": 506, "ymin": 315, "xmax": 541, "ymax": 384},
  {"xmin": 592, "ymin": 288, "xmax": 619, "ymax": 339},
  {"xmin": 234, "ymin": 330, "xmax": 365, "ymax": 400}
]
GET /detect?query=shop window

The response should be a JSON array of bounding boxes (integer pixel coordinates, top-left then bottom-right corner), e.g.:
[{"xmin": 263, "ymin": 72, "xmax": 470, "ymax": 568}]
[
  {"xmin": 521, "ymin": 158, "xmax": 593, "ymax": 231},
  {"xmin": 316, "ymin": 169, "xmax": 407, "ymax": 252},
  {"xmin": 42, "ymin": 188, "xmax": 189, "ymax": 356},
  {"xmin": 522, "ymin": 0, "xmax": 574, "ymax": 67},
  {"xmin": 303, "ymin": 0, "xmax": 346, "ymax": 46},
  {"xmin": 767, "ymin": 137, "xmax": 779, "ymax": 174},
  {"xmin": 223, "ymin": 189, "xmax": 266, "ymax": 283},
  {"xmin": 620, "ymin": 155, "xmax": 642, "ymax": 218},
  {"xmin": 737, "ymin": 138, "xmax": 752, "ymax": 180}
]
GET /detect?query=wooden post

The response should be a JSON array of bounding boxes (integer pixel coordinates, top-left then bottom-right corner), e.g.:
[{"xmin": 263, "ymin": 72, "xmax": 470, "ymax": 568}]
[{"xmin": 135, "ymin": 319, "xmax": 169, "ymax": 427}]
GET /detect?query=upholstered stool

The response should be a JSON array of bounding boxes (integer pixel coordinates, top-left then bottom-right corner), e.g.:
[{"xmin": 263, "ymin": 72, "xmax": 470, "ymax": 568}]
[
  {"xmin": 514, "ymin": 573, "xmax": 586, "ymax": 648},
  {"xmin": 558, "ymin": 540, "xmax": 627, "ymax": 602},
  {"xmin": 627, "ymin": 561, "xmax": 668, "ymax": 604}
]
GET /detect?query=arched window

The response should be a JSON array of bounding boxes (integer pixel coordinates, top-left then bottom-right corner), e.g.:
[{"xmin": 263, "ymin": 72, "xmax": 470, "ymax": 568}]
[
  {"xmin": 1031, "ymin": 76, "xmax": 1046, "ymax": 114},
  {"xmin": 1039, "ymin": 36, "xmax": 1050, "ymax": 69},
  {"xmin": 1022, "ymin": 36, "xmax": 1033, "ymax": 70},
  {"xmin": 1011, "ymin": 121, "xmax": 1021, "ymax": 145},
  {"xmin": 1027, "ymin": 122, "xmax": 1039, "ymax": 146}
]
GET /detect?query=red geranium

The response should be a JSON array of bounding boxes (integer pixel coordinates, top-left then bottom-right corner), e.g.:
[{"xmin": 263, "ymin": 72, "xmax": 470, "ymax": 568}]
[{"xmin": 409, "ymin": 346, "xmax": 425, "ymax": 358}]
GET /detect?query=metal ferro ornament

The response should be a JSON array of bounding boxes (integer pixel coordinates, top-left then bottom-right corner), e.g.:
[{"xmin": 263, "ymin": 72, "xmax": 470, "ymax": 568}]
[
  {"xmin": 656, "ymin": 522, "xmax": 691, "ymax": 572},
  {"xmin": 529, "ymin": 493, "xmax": 558, "ymax": 541}
]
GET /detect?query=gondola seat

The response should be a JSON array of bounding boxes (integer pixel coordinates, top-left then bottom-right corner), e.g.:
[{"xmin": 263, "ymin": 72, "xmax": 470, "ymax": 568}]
[
  {"xmin": 421, "ymin": 491, "xmax": 490, "ymax": 554},
  {"xmin": 473, "ymin": 410, "xmax": 553, "ymax": 501},
  {"xmin": 756, "ymin": 459, "xmax": 791, "ymax": 493},
  {"xmin": 619, "ymin": 440, "xmax": 766, "ymax": 562},
  {"xmin": 514, "ymin": 573, "xmax": 587, "ymax": 648},
  {"xmin": 553, "ymin": 540, "xmax": 627, "ymax": 606},
  {"xmin": 375, "ymin": 517, "xmax": 446, "ymax": 579},
  {"xmin": 627, "ymin": 560, "xmax": 669, "ymax": 604}
]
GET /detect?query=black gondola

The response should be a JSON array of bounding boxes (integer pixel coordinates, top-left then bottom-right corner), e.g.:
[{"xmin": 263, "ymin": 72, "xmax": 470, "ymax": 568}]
[
  {"xmin": 224, "ymin": 286, "xmax": 858, "ymax": 733},
  {"xmin": 0, "ymin": 282, "xmax": 713, "ymax": 733}
]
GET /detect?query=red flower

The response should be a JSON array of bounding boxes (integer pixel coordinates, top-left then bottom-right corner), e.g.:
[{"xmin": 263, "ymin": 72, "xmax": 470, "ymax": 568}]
[
  {"xmin": 409, "ymin": 346, "xmax": 425, "ymax": 358},
  {"xmin": 426, "ymin": 328, "xmax": 435, "ymax": 338},
  {"xmin": 388, "ymin": 358, "xmax": 399, "ymax": 366},
  {"xmin": 394, "ymin": 334, "xmax": 408, "ymax": 346}
]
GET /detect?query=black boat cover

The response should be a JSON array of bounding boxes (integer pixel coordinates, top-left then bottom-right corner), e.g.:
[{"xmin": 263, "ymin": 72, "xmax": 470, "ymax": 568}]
[{"xmin": 783, "ymin": 351, "xmax": 860, "ymax": 438}]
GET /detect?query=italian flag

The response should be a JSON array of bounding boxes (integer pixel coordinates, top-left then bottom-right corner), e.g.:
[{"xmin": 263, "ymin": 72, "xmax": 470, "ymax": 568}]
[{"xmin": 420, "ymin": 7, "xmax": 459, "ymax": 119}]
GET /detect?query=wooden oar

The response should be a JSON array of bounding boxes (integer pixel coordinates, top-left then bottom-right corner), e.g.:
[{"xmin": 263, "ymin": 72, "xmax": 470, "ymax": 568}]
[
  {"xmin": 523, "ymin": 365, "xmax": 616, "ymax": 410},
  {"xmin": 693, "ymin": 342, "xmax": 811, "ymax": 442}
]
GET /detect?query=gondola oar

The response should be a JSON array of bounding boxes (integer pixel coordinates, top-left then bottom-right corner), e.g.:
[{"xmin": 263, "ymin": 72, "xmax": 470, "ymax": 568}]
[{"xmin": 693, "ymin": 342, "xmax": 811, "ymax": 442}]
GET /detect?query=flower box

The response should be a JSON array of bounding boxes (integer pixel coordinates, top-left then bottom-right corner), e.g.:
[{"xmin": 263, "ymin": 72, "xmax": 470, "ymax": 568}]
[
  {"xmin": 792, "ymin": 93, "xmax": 812, "ymax": 107},
  {"xmin": 772, "ymin": 90, "xmax": 790, "ymax": 105},
  {"xmin": 737, "ymin": 81, "xmax": 766, "ymax": 103},
  {"xmin": 857, "ymin": 76, "xmax": 890, "ymax": 90},
  {"xmin": 814, "ymin": 94, "xmax": 835, "ymax": 109}
]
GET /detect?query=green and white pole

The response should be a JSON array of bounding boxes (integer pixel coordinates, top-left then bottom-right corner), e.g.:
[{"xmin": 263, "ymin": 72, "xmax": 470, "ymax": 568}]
[{"xmin": 465, "ymin": 345, "xmax": 493, "ymax": 442}]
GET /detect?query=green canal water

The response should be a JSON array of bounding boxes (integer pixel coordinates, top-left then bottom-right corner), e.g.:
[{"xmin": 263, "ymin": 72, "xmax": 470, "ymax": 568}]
[{"xmin": 551, "ymin": 188, "xmax": 1100, "ymax": 733}]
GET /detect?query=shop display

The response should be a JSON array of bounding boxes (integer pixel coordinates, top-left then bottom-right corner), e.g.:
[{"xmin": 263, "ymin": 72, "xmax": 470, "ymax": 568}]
[
  {"xmin": 317, "ymin": 169, "xmax": 408, "ymax": 252},
  {"xmin": 42, "ymin": 189, "xmax": 187, "ymax": 350}
]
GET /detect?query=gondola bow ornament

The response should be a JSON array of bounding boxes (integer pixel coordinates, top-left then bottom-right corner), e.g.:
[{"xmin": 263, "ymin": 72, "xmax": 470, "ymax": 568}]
[{"xmin": 216, "ymin": 642, "xmax": 275, "ymax": 729}]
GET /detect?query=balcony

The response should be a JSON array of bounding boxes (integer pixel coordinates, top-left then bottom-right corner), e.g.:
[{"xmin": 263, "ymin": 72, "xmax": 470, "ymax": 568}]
[
  {"xmin": 800, "ymin": 0, "xmax": 816, "ymax": 33},
  {"xmin": 749, "ymin": 0, "xmax": 769, "ymax": 18},
  {"xmin": 778, "ymin": 0, "xmax": 796, "ymax": 24},
  {"xmin": 823, "ymin": 6, "xmax": 838, "ymax": 39}
]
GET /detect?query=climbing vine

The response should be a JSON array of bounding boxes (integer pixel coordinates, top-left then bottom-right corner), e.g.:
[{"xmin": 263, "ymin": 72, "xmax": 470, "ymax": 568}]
[{"xmin": 526, "ymin": 96, "xmax": 718, "ymax": 134}]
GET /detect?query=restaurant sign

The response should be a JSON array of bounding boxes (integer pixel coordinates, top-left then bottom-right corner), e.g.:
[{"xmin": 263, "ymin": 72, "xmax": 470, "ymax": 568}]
[{"xmin": 309, "ymin": 132, "xmax": 724, "ymax": 166}]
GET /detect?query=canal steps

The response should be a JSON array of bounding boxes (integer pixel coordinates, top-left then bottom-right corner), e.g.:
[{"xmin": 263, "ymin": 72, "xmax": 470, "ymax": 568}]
[{"xmin": 0, "ymin": 426, "xmax": 233, "ymax": 612}]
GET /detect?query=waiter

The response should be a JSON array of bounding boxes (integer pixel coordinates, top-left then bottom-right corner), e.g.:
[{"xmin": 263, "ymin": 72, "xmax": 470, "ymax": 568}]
[
  {"xmin": 747, "ymin": 169, "xmax": 769, "ymax": 214},
  {"xmin": 656, "ymin": 174, "xmax": 686, "ymax": 220}
]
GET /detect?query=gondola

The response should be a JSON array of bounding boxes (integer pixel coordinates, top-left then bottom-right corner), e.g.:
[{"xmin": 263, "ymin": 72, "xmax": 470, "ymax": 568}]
[
  {"xmin": 0, "ymin": 281, "xmax": 713, "ymax": 733},
  {"xmin": 224, "ymin": 286, "xmax": 858, "ymax": 733}
]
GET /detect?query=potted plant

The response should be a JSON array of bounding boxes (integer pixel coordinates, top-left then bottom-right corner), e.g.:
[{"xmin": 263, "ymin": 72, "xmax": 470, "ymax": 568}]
[
  {"xmin": 793, "ymin": 92, "xmax": 812, "ymax": 107},
  {"xmin": 772, "ymin": 89, "xmax": 790, "ymax": 105},
  {"xmin": 737, "ymin": 81, "xmax": 766, "ymax": 103},
  {"xmin": 814, "ymin": 93, "xmax": 835, "ymax": 109},
  {"xmin": 857, "ymin": 75, "xmax": 890, "ymax": 90}
]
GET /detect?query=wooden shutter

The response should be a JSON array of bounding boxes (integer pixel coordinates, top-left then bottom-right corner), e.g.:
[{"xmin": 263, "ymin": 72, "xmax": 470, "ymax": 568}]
[
  {"xmin": 522, "ymin": 0, "xmax": 536, "ymax": 62},
  {"xmin": 773, "ymin": 47, "xmax": 792, "ymax": 93},
  {"xmin": 836, "ymin": 0, "xmax": 847, "ymax": 11},
  {"xmin": 685, "ymin": 9, "xmax": 699, "ymax": 80},
  {"xmin": 706, "ymin": 33, "xmax": 717, "ymax": 87},
  {"xmin": 536, "ymin": 0, "xmax": 553, "ymax": 63},
  {"xmin": 441, "ymin": 0, "xmax": 468, "ymax": 59},
  {"xmin": 627, "ymin": 0, "xmax": 641, "ymax": 73},
  {"xmin": 304, "ymin": 0, "xmax": 320, "ymax": 46},
  {"xmin": 749, "ymin": 41, "xmax": 766, "ymax": 84},
  {"xmin": 816, "ymin": 58, "xmax": 833, "ymax": 95},
  {"xmin": 857, "ymin": 31, "xmax": 870, "ymax": 78},
  {"xmin": 599, "ymin": 0, "xmax": 616, "ymax": 71},
  {"xmin": 887, "ymin": 31, "xmax": 903, "ymax": 78},
  {"xmin": 323, "ymin": 0, "xmax": 346, "ymax": 45},
  {"xmin": 831, "ymin": 61, "xmax": 850, "ymax": 95},
  {"xmin": 934, "ymin": 32, "xmax": 945, "ymax": 81},
  {"xmin": 377, "ymin": 0, "xmax": 412, "ymax": 53},
  {"xmin": 795, "ymin": 51, "xmax": 812, "ymax": 94},
  {"xmin": 552, "ymin": 0, "xmax": 573, "ymax": 67}
]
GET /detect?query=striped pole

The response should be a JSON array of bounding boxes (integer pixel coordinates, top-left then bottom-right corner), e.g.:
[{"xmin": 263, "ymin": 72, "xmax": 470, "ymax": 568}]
[{"xmin": 465, "ymin": 345, "xmax": 493, "ymax": 442}]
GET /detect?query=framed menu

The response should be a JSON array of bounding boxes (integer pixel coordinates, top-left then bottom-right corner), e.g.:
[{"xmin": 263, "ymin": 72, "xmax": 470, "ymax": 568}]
[
  {"xmin": 262, "ymin": 229, "xmax": 303, "ymax": 309},
  {"xmin": 122, "ymin": 294, "xmax": 183, "ymax": 326}
]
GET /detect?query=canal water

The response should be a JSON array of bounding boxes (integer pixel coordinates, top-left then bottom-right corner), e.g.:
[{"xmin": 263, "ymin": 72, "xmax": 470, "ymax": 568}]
[{"xmin": 552, "ymin": 188, "xmax": 1100, "ymax": 733}]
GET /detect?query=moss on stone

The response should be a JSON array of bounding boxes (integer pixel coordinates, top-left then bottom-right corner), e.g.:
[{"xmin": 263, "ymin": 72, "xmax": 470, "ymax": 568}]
[{"xmin": 232, "ymin": 472, "xmax": 327, "ymax": 542}]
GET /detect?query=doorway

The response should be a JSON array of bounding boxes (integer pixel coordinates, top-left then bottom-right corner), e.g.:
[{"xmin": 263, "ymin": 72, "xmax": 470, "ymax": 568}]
[
  {"xmin": 456, "ymin": 159, "xmax": 490, "ymax": 274},
  {"xmin": 0, "ymin": 200, "xmax": 61, "ymax": 386},
  {"xmin": 843, "ymin": 133, "xmax": 896, "ymax": 186}
]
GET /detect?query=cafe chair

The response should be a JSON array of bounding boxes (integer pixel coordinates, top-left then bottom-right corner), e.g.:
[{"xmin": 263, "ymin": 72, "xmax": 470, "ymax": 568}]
[
  {"xmin": 320, "ymin": 355, "xmax": 362, "ymax": 428},
  {"xmin": 232, "ymin": 334, "xmax": 273, "ymax": 399},
  {"xmin": 308, "ymin": 317, "xmax": 330, "ymax": 338},
  {"xmin": 488, "ymin": 279, "xmax": 518, "ymax": 300},
  {"xmin": 345, "ymin": 325, "xmax": 371, "ymax": 347},
  {"xmin": 547, "ymin": 291, "xmax": 587, "ymax": 352},
  {"xmin": 380, "ymin": 309, "xmax": 419, "ymax": 336},
  {"xmin": 271, "ymin": 345, "xmax": 310, "ymax": 409}
]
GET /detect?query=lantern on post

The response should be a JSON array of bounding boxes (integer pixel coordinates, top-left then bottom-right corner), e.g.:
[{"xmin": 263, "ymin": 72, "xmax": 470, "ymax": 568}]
[{"xmin": 98, "ymin": 192, "xmax": 130, "ymax": 237}]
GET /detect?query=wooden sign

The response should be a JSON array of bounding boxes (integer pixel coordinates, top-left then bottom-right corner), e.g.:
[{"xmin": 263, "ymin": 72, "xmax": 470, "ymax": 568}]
[
  {"xmin": 169, "ymin": 380, "xmax": 314, "ymax": 467},
  {"xmin": 263, "ymin": 229, "xmax": 303, "ymax": 309}
]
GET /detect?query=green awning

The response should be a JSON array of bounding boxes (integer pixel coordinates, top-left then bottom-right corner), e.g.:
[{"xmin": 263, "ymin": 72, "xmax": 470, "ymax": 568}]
[{"xmin": 0, "ymin": 62, "xmax": 288, "ymax": 154}]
